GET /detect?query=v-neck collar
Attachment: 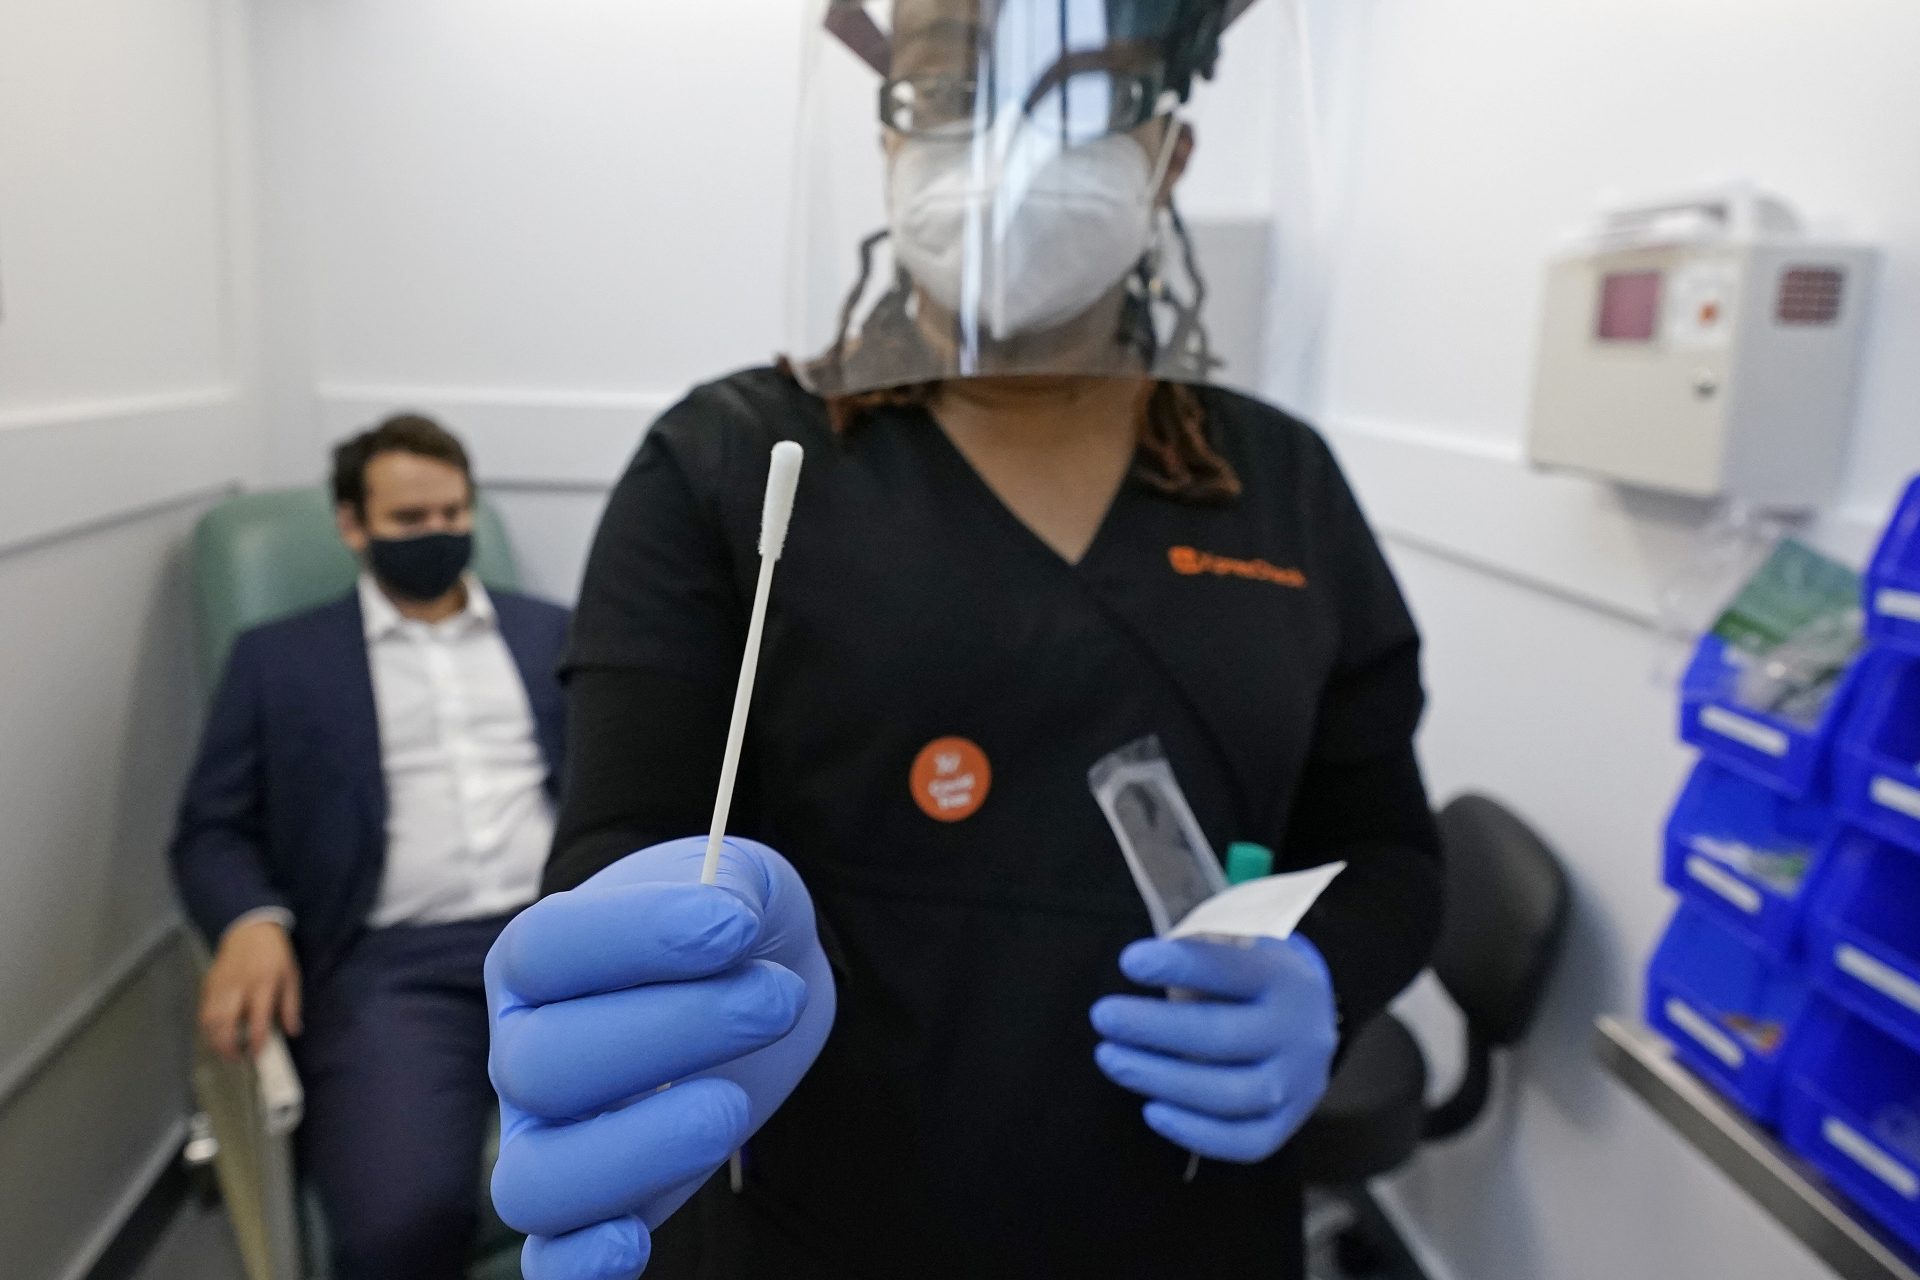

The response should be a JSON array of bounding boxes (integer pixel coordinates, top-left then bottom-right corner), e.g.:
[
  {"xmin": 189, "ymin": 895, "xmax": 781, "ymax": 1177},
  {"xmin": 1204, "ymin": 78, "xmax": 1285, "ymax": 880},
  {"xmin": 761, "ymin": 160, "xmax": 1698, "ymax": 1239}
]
[{"xmin": 910, "ymin": 408, "xmax": 1139, "ymax": 574}]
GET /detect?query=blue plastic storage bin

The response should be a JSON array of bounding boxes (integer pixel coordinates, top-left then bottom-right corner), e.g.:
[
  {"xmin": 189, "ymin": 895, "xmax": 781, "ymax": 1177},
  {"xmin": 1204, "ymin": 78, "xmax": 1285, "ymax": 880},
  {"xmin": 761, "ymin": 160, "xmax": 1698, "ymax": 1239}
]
[
  {"xmin": 1782, "ymin": 1002, "xmax": 1920, "ymax": 1256},
  {"xmin": 1680, "ymin": 633, "xmax": 1863, "ymax": 799},
  {"xmin": 1808, "ymin": 830, "xmax": 1920, "ymax": 1055},
  {"xmin": 1647, "ymin": 905, "xmax": 1815, "ymax": 1125},
  {"xmin": 1867, "ymin": 475, "xmax": 1920, "ymax": 658},
  {"xmin": 1664, "ymin": 760, "xmax": 1834, "ymax": 955},
  {"xmin": 1836, "ymin": 651, "xmax": 1920, "ymax": 854}
]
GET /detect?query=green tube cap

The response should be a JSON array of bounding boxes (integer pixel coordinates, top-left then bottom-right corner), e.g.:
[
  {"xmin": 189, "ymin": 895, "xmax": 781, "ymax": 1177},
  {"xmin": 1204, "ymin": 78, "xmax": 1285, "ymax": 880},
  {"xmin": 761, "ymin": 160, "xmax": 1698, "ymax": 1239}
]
[{"xmin": 1225, "ymin": 842, "xmax": 1275, "ymax": 885}]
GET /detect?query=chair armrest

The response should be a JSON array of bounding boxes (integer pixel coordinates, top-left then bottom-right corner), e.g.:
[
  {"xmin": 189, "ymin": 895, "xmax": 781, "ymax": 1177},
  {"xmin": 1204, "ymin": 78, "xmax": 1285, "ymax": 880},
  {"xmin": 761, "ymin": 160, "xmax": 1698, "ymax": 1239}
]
[
  {"xmin": 252, "ymin": 1031, "xmax": 305, "ymax": 1139},
  {"xmin": 186, "ymin": 938, "xmax": 307, "ymax": 1280}
]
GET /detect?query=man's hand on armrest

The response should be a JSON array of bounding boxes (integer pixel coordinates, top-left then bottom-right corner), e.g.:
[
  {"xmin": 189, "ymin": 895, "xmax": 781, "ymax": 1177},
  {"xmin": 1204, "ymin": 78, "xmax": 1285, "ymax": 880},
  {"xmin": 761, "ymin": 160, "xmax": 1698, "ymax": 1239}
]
[{"xmin": 200, "ymin": 917, "xmax": 302, "ymax": 1063}]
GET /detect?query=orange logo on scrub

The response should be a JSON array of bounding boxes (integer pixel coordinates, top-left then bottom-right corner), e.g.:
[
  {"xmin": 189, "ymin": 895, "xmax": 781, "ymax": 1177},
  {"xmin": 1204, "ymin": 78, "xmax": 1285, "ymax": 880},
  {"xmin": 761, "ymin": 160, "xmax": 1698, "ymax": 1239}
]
[
  {"xmin": 910, "ymin": 737, "xmax": 992, "ymax": 823},
  {"xmin": 1169, "ymin": 546, "xmax": 1308, "ymax": 589}
]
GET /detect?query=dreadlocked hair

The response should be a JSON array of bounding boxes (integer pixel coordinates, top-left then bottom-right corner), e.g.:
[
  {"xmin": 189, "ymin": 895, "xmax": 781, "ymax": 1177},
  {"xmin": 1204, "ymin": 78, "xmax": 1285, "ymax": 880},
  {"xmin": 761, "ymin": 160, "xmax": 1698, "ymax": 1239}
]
[{"xmin": 770, "ymin": 365, "xmax": 1241, "ymax": 507}]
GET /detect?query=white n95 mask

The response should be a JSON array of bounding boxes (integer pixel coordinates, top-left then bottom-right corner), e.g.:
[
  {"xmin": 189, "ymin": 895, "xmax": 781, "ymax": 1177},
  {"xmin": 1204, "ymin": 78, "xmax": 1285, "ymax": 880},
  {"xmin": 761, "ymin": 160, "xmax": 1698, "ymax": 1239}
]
[{"xmin": 887, "ymin": 130, "xmax": 1159, "ymax": 341}]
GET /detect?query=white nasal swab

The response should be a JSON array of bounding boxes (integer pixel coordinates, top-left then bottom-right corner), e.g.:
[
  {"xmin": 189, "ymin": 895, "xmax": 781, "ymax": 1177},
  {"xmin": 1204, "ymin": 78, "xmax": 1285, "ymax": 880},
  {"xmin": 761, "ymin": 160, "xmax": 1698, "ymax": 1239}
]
[
  {"xmin": 702, "ymin": 440, "xmax": 805, "ymax": 888},
  {"xmin": 706, "ymin": 441, "xmax": 802, "ymax": 1199}
]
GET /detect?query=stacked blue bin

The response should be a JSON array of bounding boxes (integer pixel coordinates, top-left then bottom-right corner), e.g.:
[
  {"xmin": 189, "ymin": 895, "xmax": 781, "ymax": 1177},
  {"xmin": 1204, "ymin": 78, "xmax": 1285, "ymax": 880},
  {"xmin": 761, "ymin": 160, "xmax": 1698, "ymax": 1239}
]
[
  {"xmin": 1652, "ymin": 700, "xmax": 1841, "ymax": 1124},
  {"xmin": 1651, "ymin": 543, "xmax": 1861, "ymax": 1125},
  {"xmin": 1786, "ymin": 475, "xmax": 1920, "ymax": 1255},
  {"xmin": 1649, "ymin": 476, "xmax": 1920, "ymax": 1255}
]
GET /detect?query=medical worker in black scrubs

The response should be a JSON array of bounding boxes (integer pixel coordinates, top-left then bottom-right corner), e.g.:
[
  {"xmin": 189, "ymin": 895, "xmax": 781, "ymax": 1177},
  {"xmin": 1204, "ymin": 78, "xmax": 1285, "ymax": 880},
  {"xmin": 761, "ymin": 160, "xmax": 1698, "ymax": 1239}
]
[{"xmin": 484, "ymin": 2, "xmax": 1443, "ymax": 1277}]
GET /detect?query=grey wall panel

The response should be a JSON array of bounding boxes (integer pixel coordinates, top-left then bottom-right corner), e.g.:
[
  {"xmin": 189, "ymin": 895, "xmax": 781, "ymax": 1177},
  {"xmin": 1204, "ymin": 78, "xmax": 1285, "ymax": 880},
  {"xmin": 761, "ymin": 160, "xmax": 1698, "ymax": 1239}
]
[
  {"xmin": 1, "ymin": 0, "xmax": 260, "ymax": 1269},
  {"xmin": 0, "ymin": 498, "xmax": 217, "ymax": 1077},
  {"xmin": 0, "ymin": 942, "xmax": 196, "ymax": 1280},
  {"xmin": 0, "ymin": 498, "xmax": 219, "ymax": 1277}
]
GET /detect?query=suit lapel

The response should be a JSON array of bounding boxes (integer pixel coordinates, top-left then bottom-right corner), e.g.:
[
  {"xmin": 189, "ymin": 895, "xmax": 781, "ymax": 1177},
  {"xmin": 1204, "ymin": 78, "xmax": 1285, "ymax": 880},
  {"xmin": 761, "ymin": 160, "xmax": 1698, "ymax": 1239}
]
[
  {"xmin": 316, "ymin": 593, "xmax": 385, "ymax": 806},
  {"xmin": 493, "ymin": 594, "xmax": 565, "ymax": 782}
]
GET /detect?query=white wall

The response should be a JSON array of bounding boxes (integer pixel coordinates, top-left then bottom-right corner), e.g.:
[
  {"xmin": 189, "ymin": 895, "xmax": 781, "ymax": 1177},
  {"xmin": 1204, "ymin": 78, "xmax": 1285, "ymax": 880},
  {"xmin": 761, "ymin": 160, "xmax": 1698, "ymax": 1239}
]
[
  {"xmin": 0, "ymin": 0, "xmax": 261, "ymax": 1274},
  {"xmin": 1297, "ymin": 2, "xmax": 1920, "ymax": 1278},
  {"xmin": 255, "ymin": 0, "xmax": 1300, "ymax": 598}
]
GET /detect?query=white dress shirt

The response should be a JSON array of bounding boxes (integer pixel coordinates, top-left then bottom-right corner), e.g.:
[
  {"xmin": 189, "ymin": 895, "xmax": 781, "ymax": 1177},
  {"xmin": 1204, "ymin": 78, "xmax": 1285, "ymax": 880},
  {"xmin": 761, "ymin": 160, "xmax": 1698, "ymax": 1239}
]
[{"xmin": 358, "ymin": 573, "xmax": 556, "ymax": 928}]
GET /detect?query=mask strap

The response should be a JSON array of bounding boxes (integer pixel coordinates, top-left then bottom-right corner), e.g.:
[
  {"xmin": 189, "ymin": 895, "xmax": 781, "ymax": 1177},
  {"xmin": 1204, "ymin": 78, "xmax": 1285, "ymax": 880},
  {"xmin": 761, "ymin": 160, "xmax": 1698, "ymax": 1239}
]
[{"xmin": 824, "ymin": 3, "xmax": 890, "ymax": 75}]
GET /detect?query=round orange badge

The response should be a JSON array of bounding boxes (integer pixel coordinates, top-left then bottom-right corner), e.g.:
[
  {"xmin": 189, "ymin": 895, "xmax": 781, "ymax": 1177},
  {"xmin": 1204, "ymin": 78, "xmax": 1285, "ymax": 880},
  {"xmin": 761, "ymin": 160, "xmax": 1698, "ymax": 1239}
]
[{"xmin": 910, "ymin": 737, "xmax": 992, "ymax": 823}]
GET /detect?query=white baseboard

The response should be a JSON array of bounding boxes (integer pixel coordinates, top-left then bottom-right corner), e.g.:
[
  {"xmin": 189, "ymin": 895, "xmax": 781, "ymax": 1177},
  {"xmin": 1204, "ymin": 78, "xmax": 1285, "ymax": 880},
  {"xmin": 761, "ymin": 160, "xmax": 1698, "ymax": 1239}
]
[
  {"xmin": 0, "ymin": 922, "xmax": 184, "ymax": 1116},
  {"xmin": 56, "ymin": 1117, "xmax": 192, "ymax": 1280},
  {"xmin": 316, "ymin": 385, "xmax": 674, "ymax": 490},
  {"xmin": 0, "ymin": 388, "xmax": 250, "ymax": 556},
  {"xmin": 1371, "ymin": 1181, "xmax": 1463, "ymax": 1280}
]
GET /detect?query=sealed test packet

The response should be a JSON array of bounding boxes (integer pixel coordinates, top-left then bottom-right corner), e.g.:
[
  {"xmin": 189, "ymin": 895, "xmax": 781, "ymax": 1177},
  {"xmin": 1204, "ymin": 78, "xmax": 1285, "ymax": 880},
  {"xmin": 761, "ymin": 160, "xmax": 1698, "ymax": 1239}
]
[{"xmin": 1089, "ymin": 736, "xmax": 1343, "ymax": 942}]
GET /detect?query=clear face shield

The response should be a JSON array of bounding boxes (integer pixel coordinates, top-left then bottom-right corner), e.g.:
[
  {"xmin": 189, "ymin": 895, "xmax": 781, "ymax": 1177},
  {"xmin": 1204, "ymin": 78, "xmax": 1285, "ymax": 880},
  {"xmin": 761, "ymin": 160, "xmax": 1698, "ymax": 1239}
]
[{"xmin": 788, "ymin": 0, "xmax": 1263, "ymax": 397}]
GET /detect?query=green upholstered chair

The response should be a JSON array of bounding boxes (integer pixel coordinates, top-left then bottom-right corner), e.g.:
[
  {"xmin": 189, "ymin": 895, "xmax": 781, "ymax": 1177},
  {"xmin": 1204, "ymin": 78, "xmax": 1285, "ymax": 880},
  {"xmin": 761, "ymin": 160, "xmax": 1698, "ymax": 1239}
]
[
  {"xmin": 187, "ymin": 486, "xmax": 523, "ymax": 1280},
  {"xmin": 190, "ymin": 487, "xmax": 520, "ymax": 686}
]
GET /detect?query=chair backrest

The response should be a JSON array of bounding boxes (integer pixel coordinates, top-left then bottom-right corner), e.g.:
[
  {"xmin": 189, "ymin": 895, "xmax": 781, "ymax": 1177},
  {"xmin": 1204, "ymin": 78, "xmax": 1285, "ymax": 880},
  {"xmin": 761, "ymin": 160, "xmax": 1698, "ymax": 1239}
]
[
  {"xmin": 190, "ymin": 488, "xmax": 519, "ymax": 685},
  {"xmin": 1432, "ymin": 794, "xmax": 1572, "ymax": 1047}
]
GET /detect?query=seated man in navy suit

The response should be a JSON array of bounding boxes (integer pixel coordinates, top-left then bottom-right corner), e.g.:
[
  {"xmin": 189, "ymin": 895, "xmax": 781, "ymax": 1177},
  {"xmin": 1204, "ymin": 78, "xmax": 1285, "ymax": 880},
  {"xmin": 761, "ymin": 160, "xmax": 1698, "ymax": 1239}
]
[{"xmin": 170, "ymin": 414, "xmax": 569, "ymax": 1279}]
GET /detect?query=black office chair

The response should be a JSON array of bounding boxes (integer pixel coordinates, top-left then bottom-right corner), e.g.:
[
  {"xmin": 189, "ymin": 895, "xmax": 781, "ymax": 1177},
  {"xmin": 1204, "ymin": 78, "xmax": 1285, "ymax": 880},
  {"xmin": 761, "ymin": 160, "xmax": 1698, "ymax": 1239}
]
[{"xmin": 1292, "ymin": 794, "xmax": 1572, "ymax": 1274}]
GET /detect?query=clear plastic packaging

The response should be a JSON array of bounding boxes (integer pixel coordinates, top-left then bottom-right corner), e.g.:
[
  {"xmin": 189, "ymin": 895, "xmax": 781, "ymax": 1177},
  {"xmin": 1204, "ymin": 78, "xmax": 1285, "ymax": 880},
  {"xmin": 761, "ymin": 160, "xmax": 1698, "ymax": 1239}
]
[
  {"xmin": 1652, "ymin": 502, "xmax": 1798, "ymax": 685},
  {"xmin": 1731, "ymin": 605, "xmax": 1865, "ymax": 728},
  {"xmin": 1088, "ymin": 736, "xmax": 1229, "ymax": 936}
]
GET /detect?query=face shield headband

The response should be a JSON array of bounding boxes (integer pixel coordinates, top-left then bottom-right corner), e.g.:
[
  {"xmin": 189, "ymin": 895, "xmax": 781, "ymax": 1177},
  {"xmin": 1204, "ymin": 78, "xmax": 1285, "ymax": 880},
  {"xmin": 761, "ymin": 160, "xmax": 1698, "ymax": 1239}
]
[
  {"xmin": 789, "ymin": 0, "xmax": 1268, "ymax": 396},
  {"xmin": 824, "ymin": 0, "xmax": 1257, "ymax": 99}
]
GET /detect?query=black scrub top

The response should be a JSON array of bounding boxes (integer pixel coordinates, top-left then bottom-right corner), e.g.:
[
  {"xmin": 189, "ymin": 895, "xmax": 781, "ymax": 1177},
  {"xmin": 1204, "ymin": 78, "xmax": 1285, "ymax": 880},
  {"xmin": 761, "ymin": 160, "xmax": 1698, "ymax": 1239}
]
[{"xmin": 549, "ymin": 367, "xmax": 1443, "ymax": 1280}]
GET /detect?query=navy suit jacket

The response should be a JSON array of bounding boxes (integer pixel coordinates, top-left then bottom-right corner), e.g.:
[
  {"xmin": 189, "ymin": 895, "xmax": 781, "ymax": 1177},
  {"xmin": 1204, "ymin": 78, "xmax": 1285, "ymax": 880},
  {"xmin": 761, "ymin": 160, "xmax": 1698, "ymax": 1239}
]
[{"xmin": 170, "ymin": 588, "xmax": 570, "ymax": 981}]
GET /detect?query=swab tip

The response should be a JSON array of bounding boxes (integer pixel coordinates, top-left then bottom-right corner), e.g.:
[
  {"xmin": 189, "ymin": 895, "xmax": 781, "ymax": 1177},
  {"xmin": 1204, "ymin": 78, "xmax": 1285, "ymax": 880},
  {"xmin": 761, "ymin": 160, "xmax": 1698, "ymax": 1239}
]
[{"xmin": 759, "ymin": 442, "xmax": 804, "ymax": 559}]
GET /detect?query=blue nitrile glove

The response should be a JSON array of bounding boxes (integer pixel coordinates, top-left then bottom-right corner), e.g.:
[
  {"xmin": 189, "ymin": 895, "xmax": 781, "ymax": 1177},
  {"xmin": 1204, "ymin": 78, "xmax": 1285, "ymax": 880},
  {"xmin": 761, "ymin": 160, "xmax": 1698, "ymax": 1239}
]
[
  {"xmin": 1090, "ymin": 933, "xmax": 1338, "ymax": 1164},
  {"xmin": 486, "ymin": 837, "xmax": 836, "ymax": 1280}
]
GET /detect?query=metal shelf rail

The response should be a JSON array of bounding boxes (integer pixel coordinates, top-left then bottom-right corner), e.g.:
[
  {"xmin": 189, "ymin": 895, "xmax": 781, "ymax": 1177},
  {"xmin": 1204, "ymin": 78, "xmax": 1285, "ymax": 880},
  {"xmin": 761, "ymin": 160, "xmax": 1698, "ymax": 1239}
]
[{"xmin": 1596, "ymin": 1017, "xmax": 1920, "ymax": 1280}]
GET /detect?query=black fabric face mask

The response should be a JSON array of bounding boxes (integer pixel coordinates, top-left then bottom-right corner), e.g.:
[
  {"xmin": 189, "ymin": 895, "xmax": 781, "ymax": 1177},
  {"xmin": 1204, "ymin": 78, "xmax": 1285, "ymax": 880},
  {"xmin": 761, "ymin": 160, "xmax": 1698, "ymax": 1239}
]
[{"xmin": 368, "ymin": 532, "xmax": 473, "ymax": 602}]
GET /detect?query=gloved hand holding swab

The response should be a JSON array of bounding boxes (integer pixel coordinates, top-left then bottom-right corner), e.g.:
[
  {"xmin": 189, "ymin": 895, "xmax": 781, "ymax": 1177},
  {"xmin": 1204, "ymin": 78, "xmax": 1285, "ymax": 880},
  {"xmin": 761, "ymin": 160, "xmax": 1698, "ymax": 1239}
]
[
  {"xmin": 700, "ymin": 439, "xmax": 804, "ymax": 1197},
  {"xmin": 492, "ymin": 443, "xmax": 822, "ymax": 1272}
]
